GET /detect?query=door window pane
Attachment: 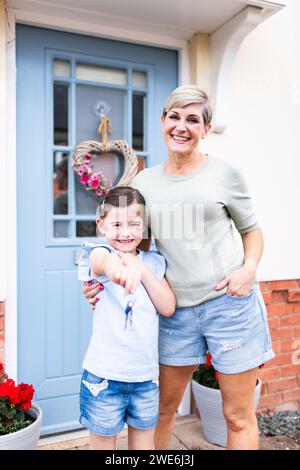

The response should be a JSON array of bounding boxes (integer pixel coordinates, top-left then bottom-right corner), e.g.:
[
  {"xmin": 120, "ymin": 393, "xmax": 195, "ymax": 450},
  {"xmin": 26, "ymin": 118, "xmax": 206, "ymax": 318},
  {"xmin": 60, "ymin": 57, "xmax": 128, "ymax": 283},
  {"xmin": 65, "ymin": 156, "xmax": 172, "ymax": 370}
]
[
  {"xmin": 54, "ymin": 221, "xmax": 70, "ymax": 238},
  {"xmin": 53, "ymin": 152, "xmax": 68, "ymax": 215},
  {"xmin": 53, "ymin": 60, "xmax": 70, "ymax": 78},
  {"xmin": 132, "ymin": 93, "xmax": 144, "ymax": 151},
  {"xmin": 76, "ymin": 64, "xmax": 127, "ymax": 85},
  {"xmin": 76, "ymin": 221, "xmax": 97, "ymax": 238},
  {"xmin": 54, "ymin": 83, "xmax": 69, "ymax": 146},
  {"xmin": 76, "ymin": 85, "xmax": 126, "ymax": 143},
  {"xmin": 132, "ymin": 71, "xmax": 147, "ymax": 88}
]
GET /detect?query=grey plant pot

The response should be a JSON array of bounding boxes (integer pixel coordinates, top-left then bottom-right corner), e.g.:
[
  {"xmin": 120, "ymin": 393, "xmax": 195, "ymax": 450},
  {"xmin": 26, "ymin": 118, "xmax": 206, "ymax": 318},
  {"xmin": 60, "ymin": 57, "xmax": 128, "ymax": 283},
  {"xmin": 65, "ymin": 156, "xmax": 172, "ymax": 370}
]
[
  {"xmin": 192, "ymin": 379, "xmax": 261, "ymax": 448},
  {"xmin": 0, "ymin": 403, "xmax": 43, "ymax": 450}
]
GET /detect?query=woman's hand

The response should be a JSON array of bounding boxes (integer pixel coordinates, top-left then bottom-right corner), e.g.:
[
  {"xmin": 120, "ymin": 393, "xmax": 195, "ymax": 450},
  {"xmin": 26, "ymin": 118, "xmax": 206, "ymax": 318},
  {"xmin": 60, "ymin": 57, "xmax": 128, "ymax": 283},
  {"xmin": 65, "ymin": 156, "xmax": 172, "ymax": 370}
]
[
  {"xmin": 214, "ymin": 260, "xmax": 256, "ymax": 296},
  {"xmin": 82, "ymin": 281, "xmax": 104, "ymax": 310}
]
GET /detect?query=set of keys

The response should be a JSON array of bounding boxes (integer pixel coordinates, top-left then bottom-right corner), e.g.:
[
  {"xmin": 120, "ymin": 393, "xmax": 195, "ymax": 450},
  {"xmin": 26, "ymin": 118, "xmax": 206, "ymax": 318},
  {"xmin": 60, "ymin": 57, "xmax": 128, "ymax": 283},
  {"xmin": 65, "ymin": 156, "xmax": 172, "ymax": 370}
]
[{"xmin": 124, "ymin": 293, "xmax": 136, "ymax": 330}]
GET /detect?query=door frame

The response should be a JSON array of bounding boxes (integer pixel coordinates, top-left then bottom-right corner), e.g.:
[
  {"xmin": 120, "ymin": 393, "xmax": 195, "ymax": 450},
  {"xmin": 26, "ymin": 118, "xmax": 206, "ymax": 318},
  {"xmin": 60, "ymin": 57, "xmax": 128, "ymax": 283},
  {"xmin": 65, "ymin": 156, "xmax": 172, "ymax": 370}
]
[{"xmin": 5, "ymin": 7, "xmax": 189, "ymax": 379}]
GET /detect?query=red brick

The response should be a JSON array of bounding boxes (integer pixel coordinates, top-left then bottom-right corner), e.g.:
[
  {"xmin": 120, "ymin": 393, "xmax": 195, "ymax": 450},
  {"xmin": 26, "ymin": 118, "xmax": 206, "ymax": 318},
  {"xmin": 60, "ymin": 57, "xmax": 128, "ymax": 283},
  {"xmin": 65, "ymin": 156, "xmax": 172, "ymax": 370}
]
[
  {"xmin": 287, "ymin": 290, "xmax": 300, "ymax": 303},
  {"xmin": 265, "ymin": 353, "xmax": 292, "ymax": 367},
  {"xmin": 281, "ymin": 340, "xmax": 295, "ymax": 352},
  {"xmin": 0, "ymin": 317, "xmax": 4, "ymax": 330},
  {"xmin": 268, "ymin": 317, "xmax": 280, "ymax": 328},
  {"xmin": 280, "ymin": 315, "xmax": 300, "ymax": 327},
  {"xmin": 295, "ymin": 327, "xmax": 300, "ymax": 337},
  {"xmin": 294, "ymin": 304, "xmax": 300, "ymax": 313},
  {"xmin": 270, "ymin": 328, "xmax": 294, "ymax": 341},
  {"xmin": 267, "ymin": 304, "xmax": 294, "ymax": 317},
  {"xmin": 258, "ymin": 368, "xmax": 281, "ymax": 382},
  {"xmin": 259, "ymin": 282, "xmax": 270, "ymax": 293},
  {"xmin": 262, "ymin": 292, "xmax": 272, "ymax": 305},
  {"xmin": 271, "ymin": 291, "xmax": 287, "ymax": 303},
  {"xmin": 268, "ymin": 378, "xmax": 297, "ymax": 393},
  {"xmin": 281, "ymin": 364, "xmax": 300, "ymax": 377},
  {"xmin": 272, "ymin": 341, "xmax": 281, "ymax": 353},
  {"xmin": 282, "ymin": 389, "xmax": 300, "ymax": 402},
  {"xmin": 258, "ymin": 393, "xmax": 283, "ymax": 409},
  {"xmin": 268, "ymin": 280, "xmax": 298, "ymax": 290}
]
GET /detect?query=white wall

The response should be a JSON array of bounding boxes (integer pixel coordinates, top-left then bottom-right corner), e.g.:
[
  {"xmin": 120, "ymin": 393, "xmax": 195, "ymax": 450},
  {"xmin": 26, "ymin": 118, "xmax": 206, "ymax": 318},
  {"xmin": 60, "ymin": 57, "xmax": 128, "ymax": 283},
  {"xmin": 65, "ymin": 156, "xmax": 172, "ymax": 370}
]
[
  {"xmin": 0, "ymin": 0, "xmax": 7, "ymax": 301},
  {"xmin": 203, "ymin": 0, "xmax": 300, "ymax": 281}
]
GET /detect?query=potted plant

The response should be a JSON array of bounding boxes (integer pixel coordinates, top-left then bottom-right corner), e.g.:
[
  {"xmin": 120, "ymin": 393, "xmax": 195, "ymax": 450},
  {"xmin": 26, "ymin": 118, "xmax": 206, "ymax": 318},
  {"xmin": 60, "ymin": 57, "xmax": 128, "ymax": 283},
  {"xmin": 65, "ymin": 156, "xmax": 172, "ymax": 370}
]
[
  {"xmin": 0, "ymin": 362, "xmax": 42, "ymax": 450},
  {"xmin": 192, "ymin": 353, "xmax": 261, "ymax": 448}
]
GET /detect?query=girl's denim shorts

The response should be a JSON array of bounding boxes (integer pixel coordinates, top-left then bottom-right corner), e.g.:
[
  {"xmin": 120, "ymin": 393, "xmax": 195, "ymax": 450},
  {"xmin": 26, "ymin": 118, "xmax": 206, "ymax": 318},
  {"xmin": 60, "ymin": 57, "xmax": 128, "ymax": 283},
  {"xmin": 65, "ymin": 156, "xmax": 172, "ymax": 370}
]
[
  {"xmin": 79, "ymin": 370, "xmax": 159, "ymax": 436},
  {"xmin": 159, "ymin": 289, "xmax": 275, "ymax": 374}
]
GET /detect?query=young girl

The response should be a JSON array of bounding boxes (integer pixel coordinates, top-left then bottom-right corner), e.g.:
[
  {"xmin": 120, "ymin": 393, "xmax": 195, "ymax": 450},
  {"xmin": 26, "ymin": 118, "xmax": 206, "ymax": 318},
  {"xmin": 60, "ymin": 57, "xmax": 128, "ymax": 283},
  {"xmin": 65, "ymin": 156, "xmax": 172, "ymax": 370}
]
[{"xmin": 78, "ymin": 186, "xmax": 176, "ymax": 450}]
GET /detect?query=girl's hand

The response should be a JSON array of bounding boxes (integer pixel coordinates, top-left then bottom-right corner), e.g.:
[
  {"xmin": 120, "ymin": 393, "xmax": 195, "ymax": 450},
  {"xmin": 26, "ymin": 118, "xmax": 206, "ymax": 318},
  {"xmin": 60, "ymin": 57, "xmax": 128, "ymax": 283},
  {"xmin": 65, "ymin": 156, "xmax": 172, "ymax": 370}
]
[
  {"xmin": 82, "ymin": 281, "xmax": 104, "ymax": 309},
  {"xmin": 115, "ymin": 251, "xmax": 144, "ymax": 271},
  {"xmin": 214, "ymin": 263, "xmax": 256, "ymax": 296},
  {"xmin": 112, "ymin": 265, "xmax": 142, "ymax": 294}
]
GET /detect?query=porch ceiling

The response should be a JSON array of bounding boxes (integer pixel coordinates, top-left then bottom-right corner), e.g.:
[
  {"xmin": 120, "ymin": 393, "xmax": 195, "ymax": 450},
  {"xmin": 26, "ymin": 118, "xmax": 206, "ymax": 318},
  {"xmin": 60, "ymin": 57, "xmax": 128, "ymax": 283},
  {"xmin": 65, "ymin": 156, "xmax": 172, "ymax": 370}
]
[{"xmin": 7, "ymin": 0, "xmax": 286, "ymax": 39}]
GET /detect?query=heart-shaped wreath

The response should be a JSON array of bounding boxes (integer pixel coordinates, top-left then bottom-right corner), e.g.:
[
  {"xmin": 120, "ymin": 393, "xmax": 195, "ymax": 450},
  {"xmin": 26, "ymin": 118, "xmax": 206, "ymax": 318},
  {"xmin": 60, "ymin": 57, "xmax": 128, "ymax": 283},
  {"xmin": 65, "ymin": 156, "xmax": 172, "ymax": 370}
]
[{"xmin": 72, "ymin": 140, "xmax": 138, "ymax": 197}]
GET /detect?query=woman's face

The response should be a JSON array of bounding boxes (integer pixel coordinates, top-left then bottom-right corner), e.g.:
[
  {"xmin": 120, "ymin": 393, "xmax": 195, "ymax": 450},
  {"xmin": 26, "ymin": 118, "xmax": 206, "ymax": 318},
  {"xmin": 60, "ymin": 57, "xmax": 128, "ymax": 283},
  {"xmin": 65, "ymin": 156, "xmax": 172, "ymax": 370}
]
[{"xmin": 161, "ymin": 103, "xmax": 210, "ymax": 155}]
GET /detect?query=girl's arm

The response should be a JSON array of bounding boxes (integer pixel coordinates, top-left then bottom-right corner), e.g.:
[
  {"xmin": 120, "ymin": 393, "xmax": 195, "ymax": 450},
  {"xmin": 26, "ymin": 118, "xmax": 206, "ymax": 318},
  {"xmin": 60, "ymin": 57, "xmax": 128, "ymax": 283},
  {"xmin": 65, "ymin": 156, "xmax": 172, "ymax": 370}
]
[
  {"xmin": 90, "ymin": 248, "xmax": 142, "ymax": 294},
  {"xmin": 116, "ymin": 251, "xmax": 176, "ymax": 317},
  {"xmin": 140, "ymin": 266, "xmax": 176, "ymax": 317}
]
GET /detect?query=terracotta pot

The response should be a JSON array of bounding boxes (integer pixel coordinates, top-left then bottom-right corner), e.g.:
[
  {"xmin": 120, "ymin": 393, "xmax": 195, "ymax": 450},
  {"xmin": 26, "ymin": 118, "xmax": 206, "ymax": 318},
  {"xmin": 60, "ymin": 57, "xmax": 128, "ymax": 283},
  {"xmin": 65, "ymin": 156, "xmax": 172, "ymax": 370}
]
[
  {"xmin": 192, "ymin": 379, "xmax": 261, "ymax": 447},
  {"xmin": 0, "ymin": 403, "xmax": 43, "ymax": 450}
]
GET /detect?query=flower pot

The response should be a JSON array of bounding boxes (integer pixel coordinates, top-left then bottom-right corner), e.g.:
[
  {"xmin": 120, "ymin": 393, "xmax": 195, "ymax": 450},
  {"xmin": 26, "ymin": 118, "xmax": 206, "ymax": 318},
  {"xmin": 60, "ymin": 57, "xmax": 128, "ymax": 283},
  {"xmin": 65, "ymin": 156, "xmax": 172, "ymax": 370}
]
[
  {"xmin": 0, "ymin": 403, "xmax": 43, "ymax": 450},
  {"xmin": 191, "ymin": 379, "xmax": 261, "ymax": 448}
]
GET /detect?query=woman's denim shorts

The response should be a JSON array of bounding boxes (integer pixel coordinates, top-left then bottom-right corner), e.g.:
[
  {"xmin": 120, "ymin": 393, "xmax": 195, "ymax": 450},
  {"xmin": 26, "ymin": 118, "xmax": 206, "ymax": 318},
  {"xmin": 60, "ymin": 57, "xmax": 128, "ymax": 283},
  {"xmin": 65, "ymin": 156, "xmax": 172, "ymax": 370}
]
[
  {"xmin": 79, "ymin": 370, "xmax": 159, "ymax": 436},
  {"xmin": 159, "ymin": 289, "xmax": 275, "ymax": 374}
]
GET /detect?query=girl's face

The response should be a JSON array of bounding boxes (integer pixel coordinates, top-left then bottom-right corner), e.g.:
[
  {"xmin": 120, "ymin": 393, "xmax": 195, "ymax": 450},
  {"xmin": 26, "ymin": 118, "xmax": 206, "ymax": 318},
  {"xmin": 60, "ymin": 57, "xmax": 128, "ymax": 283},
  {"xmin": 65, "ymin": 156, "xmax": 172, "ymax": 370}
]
[
  {"xmin": 97, "ymin": 203, "xmax": 145, "ymax": 254},
  {"xmin": 161, "ymin": 103, "xmax": 211, "ymax": 156}
]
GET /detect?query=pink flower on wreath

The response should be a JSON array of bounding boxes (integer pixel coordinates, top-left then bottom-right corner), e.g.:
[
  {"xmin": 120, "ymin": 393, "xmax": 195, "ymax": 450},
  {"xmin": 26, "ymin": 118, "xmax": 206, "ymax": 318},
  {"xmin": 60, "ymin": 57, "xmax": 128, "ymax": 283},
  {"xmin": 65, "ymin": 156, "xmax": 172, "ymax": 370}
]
[
  {"xmin": 91, "ymin": 174, "xmax": 100, "ymax": 189},
  {"xmin": 77, "ymin": 165, "xmax": 86, "ymax": 176},
  {"xmin": 83, "ymin": 154, "xmax": 92, "ymax": 161},
  {"xmin": 80, "ymin": 173, "xmax": 91, "ymax": 185}
]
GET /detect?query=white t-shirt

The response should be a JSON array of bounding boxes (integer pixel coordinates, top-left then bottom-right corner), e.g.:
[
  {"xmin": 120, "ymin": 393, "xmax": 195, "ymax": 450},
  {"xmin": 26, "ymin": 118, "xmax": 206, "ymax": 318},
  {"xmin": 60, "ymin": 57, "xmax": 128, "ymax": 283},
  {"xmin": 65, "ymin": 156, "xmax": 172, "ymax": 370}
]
[{"xmin": 78, "ymin": 242, "xmax": 166, "ymax": 382}]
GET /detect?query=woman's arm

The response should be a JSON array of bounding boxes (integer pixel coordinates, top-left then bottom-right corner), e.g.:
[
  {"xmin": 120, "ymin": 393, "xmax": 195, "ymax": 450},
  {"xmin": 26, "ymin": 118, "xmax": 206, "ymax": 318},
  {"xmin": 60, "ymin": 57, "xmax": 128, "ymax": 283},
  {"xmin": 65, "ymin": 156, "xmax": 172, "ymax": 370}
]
[
  {"xmin": 215, "ymin": 228, "xmax": 263, "ymax": 295},
  {"xmin": 116, "ymin": 251, "xmax": 176, "ymax": 317}
]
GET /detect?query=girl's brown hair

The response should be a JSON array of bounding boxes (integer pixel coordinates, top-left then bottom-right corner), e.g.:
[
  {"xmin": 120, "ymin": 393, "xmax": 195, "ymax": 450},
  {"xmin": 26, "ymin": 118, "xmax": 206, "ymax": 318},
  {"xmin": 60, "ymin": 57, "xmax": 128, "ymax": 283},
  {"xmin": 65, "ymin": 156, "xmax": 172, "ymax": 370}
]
[{"xmin": 97, "ymin": 186, "xmax": 152, "ymax": 252}]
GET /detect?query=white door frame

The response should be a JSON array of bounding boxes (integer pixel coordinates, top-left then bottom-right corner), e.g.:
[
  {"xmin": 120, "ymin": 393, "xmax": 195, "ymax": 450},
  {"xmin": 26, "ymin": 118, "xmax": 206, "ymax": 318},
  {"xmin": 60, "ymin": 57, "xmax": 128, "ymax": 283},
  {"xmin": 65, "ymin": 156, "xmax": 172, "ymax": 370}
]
[{"xmin": 5, "ymin": 6, "xmax": 190, "ymax": 383}]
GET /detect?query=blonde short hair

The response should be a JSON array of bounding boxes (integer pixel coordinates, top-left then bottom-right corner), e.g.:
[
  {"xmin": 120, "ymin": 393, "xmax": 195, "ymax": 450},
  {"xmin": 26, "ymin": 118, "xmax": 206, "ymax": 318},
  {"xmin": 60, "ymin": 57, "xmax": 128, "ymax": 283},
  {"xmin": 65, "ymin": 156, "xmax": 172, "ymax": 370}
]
[{"xmin": 163, "ymin": 85, "xmax": 212, "ymax": 127}]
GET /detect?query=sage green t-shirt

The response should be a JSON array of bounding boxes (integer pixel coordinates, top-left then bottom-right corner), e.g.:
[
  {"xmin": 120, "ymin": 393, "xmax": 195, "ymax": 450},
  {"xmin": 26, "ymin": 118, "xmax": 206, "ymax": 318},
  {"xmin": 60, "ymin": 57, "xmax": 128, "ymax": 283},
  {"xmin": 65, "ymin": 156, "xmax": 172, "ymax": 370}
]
[{"xmin": 131, "ymin": 155, "xmax": 260, "ymax": 308}]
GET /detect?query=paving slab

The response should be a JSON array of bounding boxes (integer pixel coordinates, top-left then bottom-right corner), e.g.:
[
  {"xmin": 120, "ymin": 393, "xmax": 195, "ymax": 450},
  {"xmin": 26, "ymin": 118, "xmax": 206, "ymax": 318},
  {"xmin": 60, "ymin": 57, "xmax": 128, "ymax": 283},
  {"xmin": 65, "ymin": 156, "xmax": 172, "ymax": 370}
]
[{"xmin": 37, "ymin": 415, "xmax": 223, "ymax": 451}]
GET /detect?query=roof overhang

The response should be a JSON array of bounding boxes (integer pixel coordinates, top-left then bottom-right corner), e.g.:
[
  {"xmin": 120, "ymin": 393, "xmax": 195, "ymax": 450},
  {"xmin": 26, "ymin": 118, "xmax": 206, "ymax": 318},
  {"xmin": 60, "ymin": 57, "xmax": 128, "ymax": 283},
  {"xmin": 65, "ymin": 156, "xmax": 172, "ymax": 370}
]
[{"xmin": 6, "ymin": 0, "xmax": 287, "ymax": 40}]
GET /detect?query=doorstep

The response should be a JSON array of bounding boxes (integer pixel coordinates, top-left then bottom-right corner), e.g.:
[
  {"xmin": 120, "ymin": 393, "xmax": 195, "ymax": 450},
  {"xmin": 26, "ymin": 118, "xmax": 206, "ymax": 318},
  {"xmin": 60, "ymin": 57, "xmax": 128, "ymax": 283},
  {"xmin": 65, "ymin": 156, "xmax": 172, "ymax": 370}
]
[{"xmin": 37, "ymin": 415, "xmax": 224, "ymax": 451}]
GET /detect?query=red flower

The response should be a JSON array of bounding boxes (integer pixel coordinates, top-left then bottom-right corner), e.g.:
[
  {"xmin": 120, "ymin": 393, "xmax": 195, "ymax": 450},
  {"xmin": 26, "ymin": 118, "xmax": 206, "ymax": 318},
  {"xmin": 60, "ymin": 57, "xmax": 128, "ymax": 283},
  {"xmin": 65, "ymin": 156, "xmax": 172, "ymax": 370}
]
[
  {"xmin": 215, "ymin": 372, "xmax": 219, "ymax": 381},
  {"xmin": 16, "ymin": 383, "xmax": 34, "ymax": 410},
  {"xmin": 204, "ymin": 353, "xmax": 212, "ymax": 367},
  {"xmin": 0, "ymin": 364, "xmax": 35, "ymax": 434}
]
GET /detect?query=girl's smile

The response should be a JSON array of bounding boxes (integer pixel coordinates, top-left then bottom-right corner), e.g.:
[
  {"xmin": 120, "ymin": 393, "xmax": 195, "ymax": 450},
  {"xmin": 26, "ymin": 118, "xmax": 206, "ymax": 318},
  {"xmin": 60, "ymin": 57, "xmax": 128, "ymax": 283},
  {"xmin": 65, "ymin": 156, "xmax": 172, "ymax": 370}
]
[{"xmin": 97, "ymin": 204, "xmax": 145, "ymax": 255}]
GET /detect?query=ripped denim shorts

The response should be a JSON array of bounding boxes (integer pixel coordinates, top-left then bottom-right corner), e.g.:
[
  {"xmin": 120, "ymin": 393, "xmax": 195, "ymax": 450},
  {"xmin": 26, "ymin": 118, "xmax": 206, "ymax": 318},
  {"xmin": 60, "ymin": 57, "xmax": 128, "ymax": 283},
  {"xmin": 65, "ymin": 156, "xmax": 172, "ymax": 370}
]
[
  {"xmin": 79, "ymin": 370, "xmax": 159, "ymax": 436},
  {"xmin": 159, "ymin": 289, "xmax": 275, "ymax": 374}
]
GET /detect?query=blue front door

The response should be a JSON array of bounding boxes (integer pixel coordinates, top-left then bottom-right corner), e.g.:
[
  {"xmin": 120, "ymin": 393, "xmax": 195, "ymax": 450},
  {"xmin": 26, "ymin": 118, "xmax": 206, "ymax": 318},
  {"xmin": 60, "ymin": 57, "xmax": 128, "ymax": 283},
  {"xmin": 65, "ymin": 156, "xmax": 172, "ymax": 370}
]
[{"xmin": 16, "ymin": 24, "xmax": 178, "ymax": 434}]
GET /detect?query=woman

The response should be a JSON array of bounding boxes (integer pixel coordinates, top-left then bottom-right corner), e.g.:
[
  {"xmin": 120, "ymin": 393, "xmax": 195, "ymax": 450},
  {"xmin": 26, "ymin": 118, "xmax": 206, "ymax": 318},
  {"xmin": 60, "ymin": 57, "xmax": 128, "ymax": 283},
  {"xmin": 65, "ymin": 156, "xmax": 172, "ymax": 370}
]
[{"xmin": 83, "ymin": 85, "xmax": 274, "ymax": 450}]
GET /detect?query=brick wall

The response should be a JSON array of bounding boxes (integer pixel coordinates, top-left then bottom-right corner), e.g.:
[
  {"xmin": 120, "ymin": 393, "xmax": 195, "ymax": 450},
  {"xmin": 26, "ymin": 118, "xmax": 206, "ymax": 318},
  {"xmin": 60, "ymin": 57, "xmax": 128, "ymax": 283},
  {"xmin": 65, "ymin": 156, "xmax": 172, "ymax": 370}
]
[
  {"xmin": 0, "ymin": 301, "xmax": 4, "ymax": 364},
  {"xmin": 258, "ymin": 280, "xmax": 300, "ymax": 412}
]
